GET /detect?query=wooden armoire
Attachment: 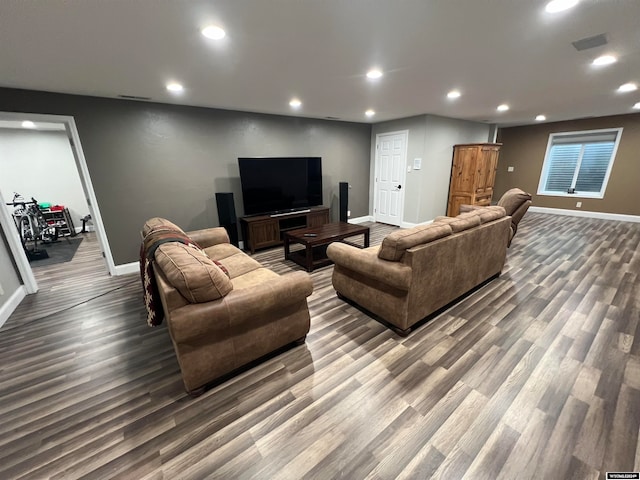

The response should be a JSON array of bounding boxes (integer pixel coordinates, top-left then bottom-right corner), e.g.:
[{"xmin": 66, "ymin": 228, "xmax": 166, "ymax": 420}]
[{"xmin": 446, "ymin": 143, "xmax": 501, "ymax": 217}]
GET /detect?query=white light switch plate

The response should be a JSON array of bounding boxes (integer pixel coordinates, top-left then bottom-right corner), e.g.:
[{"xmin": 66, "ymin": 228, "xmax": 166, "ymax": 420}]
[
  {"xmin": 507, "ymin": 166, "xmax": 514, "ymax": 172},
  {"xmin": 413, "ymin": 158, "xmax": 422, "ymax": 170}
]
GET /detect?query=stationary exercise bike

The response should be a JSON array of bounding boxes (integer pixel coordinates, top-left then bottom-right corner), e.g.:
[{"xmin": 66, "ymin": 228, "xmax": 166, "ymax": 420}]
[{"xmin": 6, "ymin": 193, "xmax": 59, "ymax": 258}]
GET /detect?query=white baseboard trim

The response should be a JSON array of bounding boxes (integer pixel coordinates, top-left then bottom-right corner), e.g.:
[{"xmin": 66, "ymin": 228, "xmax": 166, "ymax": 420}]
[
  {"xmin": 348, "ymin": 215, "xmax": 374, "ymax": 224},
  {"xmin": 113, "ymin": 262, "xmax": 140, "ymax": 276},
  {"xmin": 529, "ymin": 206, "xmax": 640, "ymax": 223},
  {"xmin": 0, "ymin": 286, "xmax": 26, "ymax": 329}
]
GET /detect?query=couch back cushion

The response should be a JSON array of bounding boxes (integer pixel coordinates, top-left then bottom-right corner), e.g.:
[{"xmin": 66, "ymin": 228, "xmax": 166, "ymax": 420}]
[
  {"xmin": 433, "ymin": 213, "xmax": 481, "ymax": 233},
  {"xmin": 378, "ymin": 223, "xmax": 453, "ymax": 261},
  {"xmin": 155, "ymin": 243, "xmax": 232, "ymax": 303},
  {"xmin": 498, "ymin": 188, "xmax": 532, "ymax": 216},
  {"xmin": 462, "ymin": 205, "xmax": 506, "ymax": 224},
  {"xmin": 143, "ymin": 217, "xmax": 186, "ymax": 237}
]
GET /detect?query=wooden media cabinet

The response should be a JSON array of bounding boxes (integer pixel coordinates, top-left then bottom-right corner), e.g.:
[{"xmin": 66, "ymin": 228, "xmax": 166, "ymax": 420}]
[{"xmin": 240, "ymin": 206, "xmax": 330, "ymax": 253}]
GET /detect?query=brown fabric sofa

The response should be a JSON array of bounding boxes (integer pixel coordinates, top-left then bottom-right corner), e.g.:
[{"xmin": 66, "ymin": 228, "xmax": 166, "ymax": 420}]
[
  {"xmin": 142, "ymin": 217, "xmax": 313, "ymax": 396},
  {"xmin": 326, "ymin": 206, "xmax": 510, "ymax": 336},
  {"xmin": 460, "ymin": 187, "xmax": 532, "ymax": 246}
]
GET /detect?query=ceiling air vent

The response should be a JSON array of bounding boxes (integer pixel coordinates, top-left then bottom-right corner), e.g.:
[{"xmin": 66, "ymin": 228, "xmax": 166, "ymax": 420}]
[
  {"xmin": 572, "ymin": 33, "xmax": 608, "ymax": 51},
  {"xmin": 117, "ymin": 94, "xmax": 151, "ymax": 101}
]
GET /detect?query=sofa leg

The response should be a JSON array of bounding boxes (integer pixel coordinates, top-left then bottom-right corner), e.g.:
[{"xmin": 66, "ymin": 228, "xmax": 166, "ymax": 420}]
[
  {"xmin": 392, "ymin": 326, "xmax": 411, "ymax": 337},
  {"xmin": 294, "ymin": 335, "xmax": 307, "ymax": 346},
  {"xmin": 336, "ymin": 291, "xmax": 346, "ymax": 300},
  {"xmin": 188, "ymin": 386, "xmax": 206, "ymax": 398}
]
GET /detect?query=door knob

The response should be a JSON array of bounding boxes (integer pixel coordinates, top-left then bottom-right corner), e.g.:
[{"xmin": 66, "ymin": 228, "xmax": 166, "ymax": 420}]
[{"xmin": 396, "ymin": 185, "xmax": 402, "ymax": 190}]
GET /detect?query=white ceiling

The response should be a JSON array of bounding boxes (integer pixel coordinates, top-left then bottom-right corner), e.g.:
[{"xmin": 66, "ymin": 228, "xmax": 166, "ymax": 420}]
[{"xmin": 1, "ymin": 0, "xmax": 639, "ymax": 126}]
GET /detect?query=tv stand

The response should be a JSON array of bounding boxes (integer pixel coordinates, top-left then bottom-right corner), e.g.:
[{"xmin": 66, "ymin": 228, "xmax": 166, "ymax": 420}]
[
  {"xmin": 240, "ymin": 206, "xmax": 330, "ymax": 253},
  {"xmin": 270, "ymin": 209, "xmax": 311, "ymax": 218}
]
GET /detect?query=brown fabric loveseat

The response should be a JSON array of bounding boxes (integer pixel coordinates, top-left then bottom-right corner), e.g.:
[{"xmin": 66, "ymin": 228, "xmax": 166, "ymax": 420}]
[
  {"xmin": 142, "ymin": 218, "xmax": 313, "ymax": 396},
  {"xmin": 326, "ymin": 206, "xmax": 510, "ymax": 336}
]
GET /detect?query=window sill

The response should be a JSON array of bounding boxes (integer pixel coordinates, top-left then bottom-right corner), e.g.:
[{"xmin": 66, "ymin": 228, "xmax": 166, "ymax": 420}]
[{"xmin": 537, "ymin": 191, "xmax": 604, "ymax": 199}]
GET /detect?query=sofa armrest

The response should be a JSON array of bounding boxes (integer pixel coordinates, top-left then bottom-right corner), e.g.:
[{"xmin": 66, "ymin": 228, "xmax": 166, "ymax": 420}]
[
  {"xmin": 186, "ymin": 227, "xmax": 230, "ymax": 248},
  {"xmin": 168, "ymin": 271, "xmax": 313, "ymax": 343},
  {"xmin": 326, "ymin": 242, "xmax": 412, "ymax": 291}
]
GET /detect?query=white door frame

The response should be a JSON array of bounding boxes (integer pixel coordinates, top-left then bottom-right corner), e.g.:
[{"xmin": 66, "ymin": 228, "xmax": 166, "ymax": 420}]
[
  {"xmin": 0, "ymin": 112, "xmax": 117, "ymax": 293},
  {"xmin": 373, "ymin": 130, "xmax": 408, "ymax": 226},
  {"xmin": 0, "ymin": 189, "xmax": 37, "ymax": 293}
]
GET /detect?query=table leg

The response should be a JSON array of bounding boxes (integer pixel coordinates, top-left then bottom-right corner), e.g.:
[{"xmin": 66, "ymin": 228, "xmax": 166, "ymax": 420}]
[
  {"xmin": 284, "ymin": 235, "xmax": 291, "ymax": 259},
  {"xmin": 305, "ymin": 244, "xmax": 313, "ymax": 272},
  {"xmin": 364, "ymin": 230, "xmax": 370, "ymax": 248}
]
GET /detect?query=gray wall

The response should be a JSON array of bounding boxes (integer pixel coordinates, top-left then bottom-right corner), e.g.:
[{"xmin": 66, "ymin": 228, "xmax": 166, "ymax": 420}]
[
  {"xmin": 371, "ymin": 114, "xmax": 490, "ymax": 224},
  {"xmin": 0, "ymin": 88, "xmax": 372, "ymax": 264},
  {"xmin": 0, "ymin": 227, "xmax": 21, "ymax": 313}
]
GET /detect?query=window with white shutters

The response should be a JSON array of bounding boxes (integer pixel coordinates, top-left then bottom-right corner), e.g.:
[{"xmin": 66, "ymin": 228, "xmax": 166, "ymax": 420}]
[{"xmin": 537, "ymin": 128, "xmax": 622, "ymax": 199}]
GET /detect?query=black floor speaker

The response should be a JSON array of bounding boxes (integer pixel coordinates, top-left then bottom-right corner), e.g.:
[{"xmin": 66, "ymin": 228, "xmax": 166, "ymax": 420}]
[
  {"xmin": 339, "ymin": 182, "xmax": 349, "ymax": 223},
  {"xmin": 215, "ymin": 192, "xmax": 239, "ymax": 247}
]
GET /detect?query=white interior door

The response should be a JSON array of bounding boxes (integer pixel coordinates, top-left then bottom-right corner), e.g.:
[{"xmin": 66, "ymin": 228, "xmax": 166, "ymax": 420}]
[{"xmin": 374, "ymin": 131, "xmax": 407, "ymax": 226}]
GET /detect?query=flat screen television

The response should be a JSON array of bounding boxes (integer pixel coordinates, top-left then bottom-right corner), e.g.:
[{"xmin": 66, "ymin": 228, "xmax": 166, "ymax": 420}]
[{"xmin": 238, "ymin": 157, "xmax": 323, "ymax": 216}]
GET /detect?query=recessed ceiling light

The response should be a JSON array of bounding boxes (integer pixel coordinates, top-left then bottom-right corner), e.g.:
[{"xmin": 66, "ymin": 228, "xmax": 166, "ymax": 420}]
[
  {"xmin": 365, "ymin": 109, "xmax": 375, "ymax": 117},
  {"xmin": 166, "ymin": 83, "xmax": 184, "ymax": 93},
  {"xmin": 497, "ymin": 104, "xmax": 510, "ymax": 112},
  {"xmin": 535, "ymin": 115, "xmax": 547, "ymax": 121},
  {"xmin": 201, "ymin": 25, "xmax": 226, "ymax": 40},
  {"xmin": 447, "ymin": 90, "xmax": 461, "ymax": 99},
  {"xmin": 21, "ymin": 120, "xmax": 35, "ymax": 128},
  {"xmin": 289, "ymin": 98, "xmax": 302, "ymax": 108},
  {"xmin": 618, "ymin": 83, "xmax": 638, "ymax": 93},
  {"xmin": 633, "ymin": 102, "xmax": 640, "ymax": 110},
  {"xmin": 366, "ymin": 69, "xmax": 383, "ymax": 79},
  {"xmin": 545, "ymin": 0, "xmax": 579, "ymax": 13},
  {"xmin": 592, "ymin": 55, "xmax": 617, "ymax": 66}
]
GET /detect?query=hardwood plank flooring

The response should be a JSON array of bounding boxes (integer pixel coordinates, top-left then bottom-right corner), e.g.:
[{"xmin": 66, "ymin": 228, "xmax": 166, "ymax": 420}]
[{"xmin": 1, "ymin": 213, "xmax": 639, "ymax": 479}]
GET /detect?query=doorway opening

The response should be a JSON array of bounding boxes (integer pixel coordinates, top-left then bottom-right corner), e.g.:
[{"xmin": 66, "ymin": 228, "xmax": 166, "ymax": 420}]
[{"xmin": 0, "ymin": 112, "xmax": 116, "ymax": 294}]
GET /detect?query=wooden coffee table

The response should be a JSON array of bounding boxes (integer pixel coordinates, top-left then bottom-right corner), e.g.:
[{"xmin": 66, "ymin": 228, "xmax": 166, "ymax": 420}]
[{"xmin": 284, "ymin": 222, "xmax": 370, "ymax": 272}]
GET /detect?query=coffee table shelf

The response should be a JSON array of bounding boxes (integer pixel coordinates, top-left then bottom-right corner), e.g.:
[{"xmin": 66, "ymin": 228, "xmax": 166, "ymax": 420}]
[{"xmin": 284, "ymin": 222, "xmax": 370, "ymax": 272}]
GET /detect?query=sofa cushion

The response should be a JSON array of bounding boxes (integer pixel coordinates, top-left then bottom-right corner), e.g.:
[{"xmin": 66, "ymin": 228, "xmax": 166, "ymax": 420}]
[
  {"xmin": 433, "ymin": 214, "xmax": 481, "ymax": 233},
  {"xmin": 216, "ymin": 252, "xmax": 263, "ymax": 279},
  {"xmin": 378, "ymin": 223, "xmax": 453, "ymax": 261},
  {"xmin": 231, "ymin": 267, "xmax": 280, "ymax": 290},
  {"xmin": 468, "ymin": 206, "xmax": 506, "ymax": 224},
  {"xmin": 203, "ymin": 243, "xmax": 243, "ymax": 261},
  {"xmin": 212, "ymin": 259, "xmax": 230, "ymax": 277},
  {"xmin": 142, "ymin": 217, "xmax": 186, "ymax": 237},
  {"xmin": 155, "ymin": 243, "xmax": 232, "ymax": 303}
]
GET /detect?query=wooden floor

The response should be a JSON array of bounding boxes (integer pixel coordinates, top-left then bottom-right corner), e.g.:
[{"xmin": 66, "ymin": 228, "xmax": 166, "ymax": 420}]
[{"xmin": 1, "ymin": 214, "xmax": 639, "ymax": 479}]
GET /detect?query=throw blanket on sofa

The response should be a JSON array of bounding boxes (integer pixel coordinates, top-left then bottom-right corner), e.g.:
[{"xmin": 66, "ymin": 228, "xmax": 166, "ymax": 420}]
[{"xmin": 140, "ymin": 229, "xmax": 199, "ymax": 326}]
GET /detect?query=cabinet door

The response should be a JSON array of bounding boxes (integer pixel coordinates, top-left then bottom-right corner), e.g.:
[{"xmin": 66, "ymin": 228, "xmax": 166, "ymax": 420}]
[
  {"xmin": 308, "ymin": 211, "xmax": 329, "ymax": 228},
  {"xmin": 249, "ymin": 220, "xmax": 279, "ymax": 249},
  {"xmin": 450, "ymin": 146, "xmax": 477, "ymax": 195},
  {"xmin": 475, "ymin": 146, "xmax": 499, "ymax": 198},
  {"xmin": 484, "ymin": 147, "xmax": 500, "ymax": 197}
]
